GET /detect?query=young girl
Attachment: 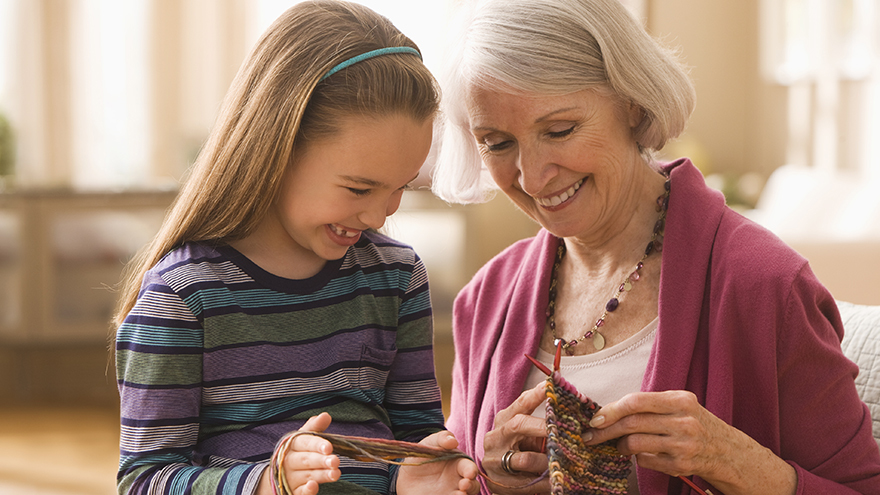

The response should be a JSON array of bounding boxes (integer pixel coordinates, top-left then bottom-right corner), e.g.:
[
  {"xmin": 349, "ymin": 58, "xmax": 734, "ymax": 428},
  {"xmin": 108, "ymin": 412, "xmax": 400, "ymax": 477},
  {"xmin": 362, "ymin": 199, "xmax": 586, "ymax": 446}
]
[{"xmin": 113, "ymin": 2, "xmax": 477, "ymax": 494}]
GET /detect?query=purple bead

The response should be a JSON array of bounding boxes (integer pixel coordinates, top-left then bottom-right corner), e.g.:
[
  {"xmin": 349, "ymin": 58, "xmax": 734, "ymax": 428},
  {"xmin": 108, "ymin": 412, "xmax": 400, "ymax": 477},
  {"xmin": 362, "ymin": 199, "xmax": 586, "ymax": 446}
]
[
  {"xmin": 568, "ymin": 339, "xmax": 579, "ymax": 347},
  {"xmin": 630, "ymin": 270, "xmax": 640, "ymax": 281},
  {"xmin": 637, "ymin": 261, "xmax": 644, "ymax": 270},
  {"xmin": 606, "ymin": 298, "xmax": 619, "ymax": 312},
  {"xmin": 595, "ymin": 319, "xmax": 604, "ymax": 327},
  {"xmin": 645, "ymin": 242, "xmax": 654, "ymax": 255},
  {"xmin": 654, "ymin": 218, "xmax": 665, "ymax": 234}
]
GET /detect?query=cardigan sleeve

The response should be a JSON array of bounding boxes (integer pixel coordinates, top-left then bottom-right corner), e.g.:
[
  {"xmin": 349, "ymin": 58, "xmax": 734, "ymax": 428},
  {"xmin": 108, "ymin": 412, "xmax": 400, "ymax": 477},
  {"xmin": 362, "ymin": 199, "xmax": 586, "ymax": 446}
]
[
  {"xmin": 445, "ymin": 273, "xmax": 482, "ymax": 457},
  {"xmin": 776, "ymin": 264, "xmax": 880, "ymax": 494}
]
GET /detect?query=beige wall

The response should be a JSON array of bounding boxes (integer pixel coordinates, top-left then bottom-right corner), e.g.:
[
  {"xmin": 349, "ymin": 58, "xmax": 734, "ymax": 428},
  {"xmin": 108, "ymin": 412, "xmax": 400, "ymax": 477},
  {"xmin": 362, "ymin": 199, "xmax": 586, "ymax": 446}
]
[{"xmin": 647, "ymin": 0, "xmax": 788, "ymax": 179}]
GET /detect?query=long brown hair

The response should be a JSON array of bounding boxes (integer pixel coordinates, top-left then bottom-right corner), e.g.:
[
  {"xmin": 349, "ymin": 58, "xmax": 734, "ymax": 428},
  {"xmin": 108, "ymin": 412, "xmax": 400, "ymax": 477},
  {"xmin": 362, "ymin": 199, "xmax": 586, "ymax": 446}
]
[{"xmin": 113, "ymin": 0, "xmax": 439, "ymax": 327}]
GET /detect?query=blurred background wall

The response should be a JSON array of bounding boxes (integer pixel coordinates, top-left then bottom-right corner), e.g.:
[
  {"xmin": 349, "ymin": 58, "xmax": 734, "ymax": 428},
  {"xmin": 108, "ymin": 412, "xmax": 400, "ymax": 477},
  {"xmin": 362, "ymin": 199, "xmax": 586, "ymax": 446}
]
[
  {"xmin": 0, "ymin": 2, "xmax": 879, "ymax": 491},
  {"xmin": 1, "ymin": 0, "xmax": 879, "ymax": 405}
]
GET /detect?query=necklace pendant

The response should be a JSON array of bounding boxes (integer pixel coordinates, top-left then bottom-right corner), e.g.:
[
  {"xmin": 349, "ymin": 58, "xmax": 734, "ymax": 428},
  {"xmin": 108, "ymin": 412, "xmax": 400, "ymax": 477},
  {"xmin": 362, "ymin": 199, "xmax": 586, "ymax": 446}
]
[{"xmin": 592, "ymin": 331, "xmax": 606, "ymax": 351}]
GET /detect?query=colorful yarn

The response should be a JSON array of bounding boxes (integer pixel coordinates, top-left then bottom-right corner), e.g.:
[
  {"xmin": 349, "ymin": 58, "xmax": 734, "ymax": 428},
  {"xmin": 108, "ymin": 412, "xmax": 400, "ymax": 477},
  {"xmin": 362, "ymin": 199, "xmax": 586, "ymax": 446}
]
[
  {"xmin": 270, "ymin": 431, "xmax": 474, "ymax": 495},
  {"xmin": 545, "ymin": 371, "xmax": 631, "ymax": 494}
]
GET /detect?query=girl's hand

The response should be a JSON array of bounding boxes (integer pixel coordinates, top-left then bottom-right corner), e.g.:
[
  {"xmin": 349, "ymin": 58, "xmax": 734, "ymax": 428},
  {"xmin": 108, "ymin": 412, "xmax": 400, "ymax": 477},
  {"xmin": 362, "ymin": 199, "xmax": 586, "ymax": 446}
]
[
  {"xmin": 586, "ymin": 391, "xmax": 797, "ymax": 495},
  {"xmin": 258, "ymin": 412, "xmax": 341, "ymax": 495},
  {"xmin": 481, "ymin": 382, "xmax": 551, "ymax": 494},
  {"xmin": 397, "ymin": 431, "xmax": 479, "ymax": 495}
]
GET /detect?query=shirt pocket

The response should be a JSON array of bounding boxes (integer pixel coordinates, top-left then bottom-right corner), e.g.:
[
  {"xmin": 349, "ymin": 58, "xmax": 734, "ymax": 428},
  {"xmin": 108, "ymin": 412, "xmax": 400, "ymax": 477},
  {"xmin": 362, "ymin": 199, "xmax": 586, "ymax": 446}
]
[{"xmin": 357, "ymin": 344, "xmax": 397, "ymax": 390}]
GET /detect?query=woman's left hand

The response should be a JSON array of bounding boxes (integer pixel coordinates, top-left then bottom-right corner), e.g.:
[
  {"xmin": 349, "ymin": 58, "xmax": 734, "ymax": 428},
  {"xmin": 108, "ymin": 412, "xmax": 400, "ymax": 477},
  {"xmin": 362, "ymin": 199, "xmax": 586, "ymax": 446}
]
[
  {"xmin": 396, "ymin": 431, "xmax": 480, "ymax": 495},
  {"xmin": 585, "ymin": 390, "xmax": 796, "ymax": 495}
]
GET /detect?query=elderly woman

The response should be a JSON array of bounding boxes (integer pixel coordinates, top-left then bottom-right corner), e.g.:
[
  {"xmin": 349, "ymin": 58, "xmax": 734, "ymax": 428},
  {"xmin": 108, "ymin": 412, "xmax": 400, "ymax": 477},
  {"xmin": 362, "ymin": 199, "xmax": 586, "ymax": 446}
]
[{"xmin": 431, "ymin": 0, "xmax": 880, "ymax": 494}]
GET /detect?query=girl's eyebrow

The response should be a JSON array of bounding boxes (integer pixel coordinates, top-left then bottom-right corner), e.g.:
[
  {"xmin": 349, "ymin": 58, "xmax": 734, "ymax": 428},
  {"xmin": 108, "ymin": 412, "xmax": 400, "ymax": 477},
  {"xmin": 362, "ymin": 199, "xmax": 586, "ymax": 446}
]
[
  {"xmin": 340, "ymin": 173, "xmax": 420, "ymax": 188},
  {"xmin": 340, "ymin": 175, "xmax": 385, "ymax": 187}
]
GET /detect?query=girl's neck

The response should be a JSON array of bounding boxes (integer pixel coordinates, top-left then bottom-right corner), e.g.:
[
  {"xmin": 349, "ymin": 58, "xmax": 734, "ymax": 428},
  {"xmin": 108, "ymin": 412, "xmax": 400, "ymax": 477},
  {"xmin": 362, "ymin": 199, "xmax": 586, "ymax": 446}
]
[{"xmin": 229, "ymin": 213, "xmax": 328, "ymax": 280}]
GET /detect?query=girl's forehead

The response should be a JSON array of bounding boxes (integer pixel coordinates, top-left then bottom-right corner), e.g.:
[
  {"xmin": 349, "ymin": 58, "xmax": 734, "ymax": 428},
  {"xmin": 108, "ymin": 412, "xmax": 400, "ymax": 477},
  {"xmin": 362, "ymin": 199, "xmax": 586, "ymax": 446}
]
[{"xmin": 293, "ymin": 114, "xmax": 433, "ymax": 182}]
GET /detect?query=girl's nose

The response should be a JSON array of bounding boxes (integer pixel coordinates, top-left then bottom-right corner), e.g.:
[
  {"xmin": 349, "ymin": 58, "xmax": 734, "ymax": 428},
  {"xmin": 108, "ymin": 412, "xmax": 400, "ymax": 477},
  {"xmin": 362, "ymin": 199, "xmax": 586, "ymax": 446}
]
[{"xmin": 359, "ymin": 191, "xmax": 403, "ymax": 230}]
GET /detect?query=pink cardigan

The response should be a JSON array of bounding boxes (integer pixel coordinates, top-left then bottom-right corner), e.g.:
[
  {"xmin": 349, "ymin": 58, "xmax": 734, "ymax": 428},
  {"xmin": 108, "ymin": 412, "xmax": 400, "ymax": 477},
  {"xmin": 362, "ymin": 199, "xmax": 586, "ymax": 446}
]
[{"xmin": 446, "ymin": 159, "xmax": 880, "ymax": 494}]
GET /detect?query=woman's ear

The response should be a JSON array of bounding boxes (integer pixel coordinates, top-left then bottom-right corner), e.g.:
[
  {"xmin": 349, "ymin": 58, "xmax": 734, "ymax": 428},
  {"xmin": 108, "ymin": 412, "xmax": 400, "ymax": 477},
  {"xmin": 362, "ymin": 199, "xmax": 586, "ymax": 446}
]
[{"xmin": 627, "ymin": 102, "xmax": 644, "ymax": 129}]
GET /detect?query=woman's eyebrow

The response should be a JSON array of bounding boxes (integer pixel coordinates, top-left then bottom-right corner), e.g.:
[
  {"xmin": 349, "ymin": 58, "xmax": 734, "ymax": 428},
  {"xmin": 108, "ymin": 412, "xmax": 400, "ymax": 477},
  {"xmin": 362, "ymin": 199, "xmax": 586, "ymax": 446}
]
[{"xmin": 535, "ymin": 106, "xmax": 579, "ymax": 123}]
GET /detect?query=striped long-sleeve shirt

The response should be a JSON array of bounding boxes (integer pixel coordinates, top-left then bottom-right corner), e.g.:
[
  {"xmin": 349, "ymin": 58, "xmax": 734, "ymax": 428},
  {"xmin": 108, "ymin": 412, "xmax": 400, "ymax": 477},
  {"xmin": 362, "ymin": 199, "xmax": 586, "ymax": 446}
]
[{"xmin": 116, "ymin": 232, "xmax": 445, "ymax": 494}]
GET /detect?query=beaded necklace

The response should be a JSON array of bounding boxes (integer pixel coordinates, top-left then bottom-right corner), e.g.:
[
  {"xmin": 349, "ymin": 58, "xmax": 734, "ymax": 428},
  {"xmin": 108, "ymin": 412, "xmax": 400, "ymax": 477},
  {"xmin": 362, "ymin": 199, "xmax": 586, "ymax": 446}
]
[{"xmin": 548, "ymin": 178, "xmax": 670, "ymax": 355}]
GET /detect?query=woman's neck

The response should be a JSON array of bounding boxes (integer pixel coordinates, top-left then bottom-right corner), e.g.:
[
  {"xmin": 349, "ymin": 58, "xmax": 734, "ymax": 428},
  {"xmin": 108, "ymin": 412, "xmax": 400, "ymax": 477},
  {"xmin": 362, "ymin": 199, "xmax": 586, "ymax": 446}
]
[{"xmin": 562, "ymin": 168, "xmax": 667, "ymax": 278}]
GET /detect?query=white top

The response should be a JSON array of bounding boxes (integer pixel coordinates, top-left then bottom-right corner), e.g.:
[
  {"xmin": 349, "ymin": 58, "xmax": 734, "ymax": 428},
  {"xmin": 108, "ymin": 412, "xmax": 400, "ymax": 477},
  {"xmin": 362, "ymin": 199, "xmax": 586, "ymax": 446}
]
[{"xmin": 523, "ymin": 317, "xmax": 658, "ymax": 495}]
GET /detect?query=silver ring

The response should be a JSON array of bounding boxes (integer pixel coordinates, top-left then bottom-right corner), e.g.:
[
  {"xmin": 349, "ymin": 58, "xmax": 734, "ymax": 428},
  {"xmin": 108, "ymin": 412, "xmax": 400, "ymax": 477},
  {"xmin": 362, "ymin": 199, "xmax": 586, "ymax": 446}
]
[{"xmin": 500, "ymin": 449, "xmax": 518, "ymax": 474}]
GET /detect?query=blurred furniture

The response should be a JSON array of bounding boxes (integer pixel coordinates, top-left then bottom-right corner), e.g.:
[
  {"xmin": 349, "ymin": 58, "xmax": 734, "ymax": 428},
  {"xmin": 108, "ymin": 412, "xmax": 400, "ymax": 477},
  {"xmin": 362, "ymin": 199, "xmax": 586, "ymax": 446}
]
[
  {"xmin": 747, "ymin": 164, "xmax": 880, "ymax": 305},
  {"xmin": 838, "ymin": 301, "xmax": 880, "ymax": 446},
  {"xmin": 0, "ymin": 188, "xmax": 175, "ymax": 405}
]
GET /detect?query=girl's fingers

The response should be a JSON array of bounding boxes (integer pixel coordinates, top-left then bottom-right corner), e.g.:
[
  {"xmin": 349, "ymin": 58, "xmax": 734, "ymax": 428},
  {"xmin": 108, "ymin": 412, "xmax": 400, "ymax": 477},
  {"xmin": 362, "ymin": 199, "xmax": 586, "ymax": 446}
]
[
  {"xmin": 283, "ymin": 451, "xmax": 340, "ymax": 470},
  {"xmin": 284, "ymin": 466, "xmax": 341, "ymax": 491},
  {"xmin": 300, "ymin": 412, "xmax": 333, "ymax": 432},
  {"xmin": 419, "ymin": 430, "xmax": 459, "ymax": 451},
  {"xmin": 287, "ymin": 432, "xmax": 334, "ymax": 455},
  {"xmin": 290, "ymin": 413, "xmax": 335, "ymax": 454},
  {"xmin": 291, "ymin": 479, "xmax": 320, "ymax": 495},
  {"xmin": 457, "ymin": 456, "xmax": 479, "ymax": 480}
]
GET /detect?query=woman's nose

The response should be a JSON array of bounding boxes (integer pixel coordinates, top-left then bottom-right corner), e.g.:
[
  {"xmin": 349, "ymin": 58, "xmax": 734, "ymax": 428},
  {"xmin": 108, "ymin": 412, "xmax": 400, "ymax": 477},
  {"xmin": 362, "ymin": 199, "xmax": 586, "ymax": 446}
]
[{"xmin": 516, "ymin": 147, "xmax": 553, "ymax": 196}]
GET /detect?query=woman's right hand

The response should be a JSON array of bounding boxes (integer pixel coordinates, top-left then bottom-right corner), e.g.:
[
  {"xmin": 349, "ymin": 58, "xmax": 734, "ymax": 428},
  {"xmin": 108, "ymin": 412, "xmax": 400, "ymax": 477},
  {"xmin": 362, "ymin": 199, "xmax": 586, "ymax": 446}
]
[
  {"xmin": 257, "ymin": 412, "xmax": 341, "ymax": 495},
  {"xmin": 482, "ymin": 383, "xmax": 551, "ymax": 494}
]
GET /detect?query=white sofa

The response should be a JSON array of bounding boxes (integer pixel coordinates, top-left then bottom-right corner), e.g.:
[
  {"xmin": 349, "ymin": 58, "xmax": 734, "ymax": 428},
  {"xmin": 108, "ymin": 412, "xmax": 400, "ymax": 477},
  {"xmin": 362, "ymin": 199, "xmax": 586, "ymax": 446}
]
[{"xmin": 839, "ymin": 301, "xmax": 880, "ymax": 446}]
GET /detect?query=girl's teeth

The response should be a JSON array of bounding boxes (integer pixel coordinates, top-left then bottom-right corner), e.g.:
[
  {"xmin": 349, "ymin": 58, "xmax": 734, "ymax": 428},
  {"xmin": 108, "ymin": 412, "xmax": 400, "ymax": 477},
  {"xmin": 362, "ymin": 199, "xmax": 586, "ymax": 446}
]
[
  {"xmin": 331, "ymin": 225, "xmax": 358, "ymax": 237},
  {"xmin": 537, "ymin": 178, "xmax": 583, "ymax": 207}
]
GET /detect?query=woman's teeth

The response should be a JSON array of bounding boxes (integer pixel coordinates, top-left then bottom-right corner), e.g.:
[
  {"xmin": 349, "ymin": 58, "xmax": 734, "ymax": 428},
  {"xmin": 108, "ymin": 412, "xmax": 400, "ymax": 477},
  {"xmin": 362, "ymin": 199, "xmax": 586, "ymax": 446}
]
[
  {"xmin": 535, "ymin": 178, "xmax": 584, "ymax": 207},
  {"xmin": 330, "ymin": 225, "xmax": 359, "ymax": 238}
]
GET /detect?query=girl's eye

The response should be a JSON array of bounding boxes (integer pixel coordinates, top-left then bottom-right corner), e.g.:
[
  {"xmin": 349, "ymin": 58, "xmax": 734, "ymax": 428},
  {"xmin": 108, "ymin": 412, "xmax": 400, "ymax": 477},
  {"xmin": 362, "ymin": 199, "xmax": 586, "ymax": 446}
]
[
  {"xmin": 548, "ymin": 126, "xmax": 575, "ymax": 139},
  {"xmin": 347, "ymin": 187, "xmax": 371, "ymax": 196}
]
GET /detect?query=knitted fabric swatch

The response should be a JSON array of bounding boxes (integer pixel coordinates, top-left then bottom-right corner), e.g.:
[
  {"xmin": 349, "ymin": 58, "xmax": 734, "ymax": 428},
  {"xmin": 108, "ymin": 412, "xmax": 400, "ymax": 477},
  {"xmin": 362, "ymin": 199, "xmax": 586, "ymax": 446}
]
[{"xmin": 545, "ymin": 371, "xmax": 631, "ymax": 494}]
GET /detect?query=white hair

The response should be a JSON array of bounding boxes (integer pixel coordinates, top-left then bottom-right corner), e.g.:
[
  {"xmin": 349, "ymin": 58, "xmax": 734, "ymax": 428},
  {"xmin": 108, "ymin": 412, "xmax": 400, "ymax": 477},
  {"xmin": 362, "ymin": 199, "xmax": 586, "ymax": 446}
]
[{"xmin": 432, "ymin": 0, "xmax": 696, "ymax": 203}]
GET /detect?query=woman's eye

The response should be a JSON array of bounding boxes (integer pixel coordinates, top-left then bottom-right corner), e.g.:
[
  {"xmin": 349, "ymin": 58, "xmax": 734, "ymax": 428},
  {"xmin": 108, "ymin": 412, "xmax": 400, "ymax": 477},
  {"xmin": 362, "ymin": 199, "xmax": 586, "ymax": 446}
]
[
  {"xmin": 482, "ymin": 139, "xmax": 511, "ymax": 152},
  {"xmin": 548, "ymin": 126, "xmax": 575, "ymax": 139}
]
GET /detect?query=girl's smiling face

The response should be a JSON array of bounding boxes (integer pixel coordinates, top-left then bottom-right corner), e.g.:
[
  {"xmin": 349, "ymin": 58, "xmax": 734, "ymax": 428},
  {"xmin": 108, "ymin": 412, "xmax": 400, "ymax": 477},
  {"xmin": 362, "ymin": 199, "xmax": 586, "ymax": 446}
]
[
  {"xmin": 466, "ymin": 86, "xmax": 645, "ymax": 242},
  {"xmin": 241, "ymin": 113, "xmax": 433, "ymax": 277}
]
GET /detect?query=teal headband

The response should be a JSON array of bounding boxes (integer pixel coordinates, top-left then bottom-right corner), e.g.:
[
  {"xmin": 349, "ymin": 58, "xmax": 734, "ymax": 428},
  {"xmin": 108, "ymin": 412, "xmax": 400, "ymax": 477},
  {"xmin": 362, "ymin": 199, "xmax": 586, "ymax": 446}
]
[{"xmin": 320, "ymin": 46, "xmax": 422, "ymax": 82}]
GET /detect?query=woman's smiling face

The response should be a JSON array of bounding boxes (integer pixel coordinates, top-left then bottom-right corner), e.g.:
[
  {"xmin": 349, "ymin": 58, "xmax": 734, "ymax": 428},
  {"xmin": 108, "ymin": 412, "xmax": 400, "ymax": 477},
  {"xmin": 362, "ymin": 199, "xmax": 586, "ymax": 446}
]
[{"xmin": 466, "ymin": 86, "xmax": 645, "ymax": 241}]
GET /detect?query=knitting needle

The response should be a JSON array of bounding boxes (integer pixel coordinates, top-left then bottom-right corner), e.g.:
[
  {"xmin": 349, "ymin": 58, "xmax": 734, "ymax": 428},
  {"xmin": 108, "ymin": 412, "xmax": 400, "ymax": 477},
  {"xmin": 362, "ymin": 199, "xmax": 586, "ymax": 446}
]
[{"xmin": 524, "ymin": 353, "xmax": 551, "ymax": 376}]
